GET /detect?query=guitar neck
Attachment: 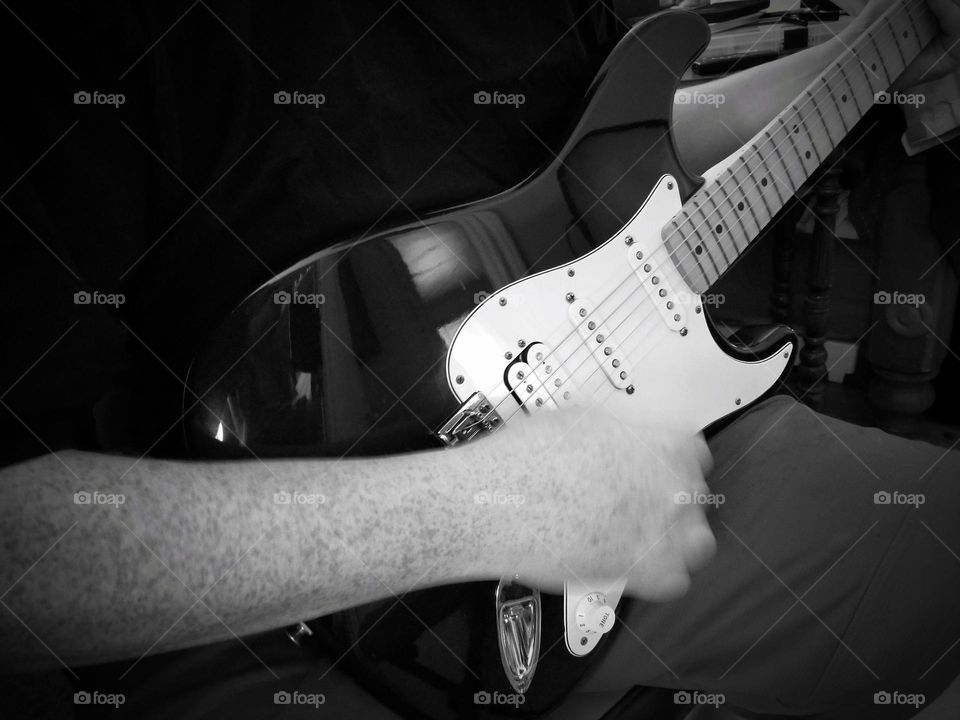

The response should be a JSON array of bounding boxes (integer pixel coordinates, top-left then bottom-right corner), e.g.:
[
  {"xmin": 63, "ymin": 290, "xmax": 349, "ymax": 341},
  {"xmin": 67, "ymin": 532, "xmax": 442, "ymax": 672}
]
[{"xmin": 665, "ymin": 0, "xmax": 937, "ymax": 293}]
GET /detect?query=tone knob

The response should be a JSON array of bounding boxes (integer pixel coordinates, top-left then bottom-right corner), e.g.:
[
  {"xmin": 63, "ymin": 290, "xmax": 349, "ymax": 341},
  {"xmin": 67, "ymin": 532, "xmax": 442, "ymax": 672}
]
[{"xmin": 575, "ymin": 592, "xmax": 616, "ymax": 635}]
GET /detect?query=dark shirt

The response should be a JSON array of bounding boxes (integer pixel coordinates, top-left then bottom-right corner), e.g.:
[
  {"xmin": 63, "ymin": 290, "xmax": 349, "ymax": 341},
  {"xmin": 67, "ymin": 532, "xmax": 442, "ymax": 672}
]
[{"xmin": 0, "ymin": 0, "xmax": 617, "ymax": 465}]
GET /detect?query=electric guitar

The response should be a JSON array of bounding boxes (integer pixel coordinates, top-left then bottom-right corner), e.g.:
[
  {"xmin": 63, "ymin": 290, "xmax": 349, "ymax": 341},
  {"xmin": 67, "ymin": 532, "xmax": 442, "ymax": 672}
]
[{"xmin": 184, "ymin": 2, "xmax": 937, "ymax": 716}]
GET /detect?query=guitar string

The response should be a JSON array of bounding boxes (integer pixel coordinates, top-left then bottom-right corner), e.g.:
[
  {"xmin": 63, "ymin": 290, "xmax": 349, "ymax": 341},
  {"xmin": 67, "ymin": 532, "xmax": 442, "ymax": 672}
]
[
  {"xmin": 474, "ymin": 0, "xmax": 929, "ymax": 433},
  {"xmin": 461, "ymin": 0, "xmax": 929, "ymax": 433}
]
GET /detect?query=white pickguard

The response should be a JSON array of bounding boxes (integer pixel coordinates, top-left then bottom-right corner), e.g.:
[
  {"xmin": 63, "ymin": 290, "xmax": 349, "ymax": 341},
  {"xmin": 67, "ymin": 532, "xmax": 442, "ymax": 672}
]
[{"xmin": 445, "ymin": 174, "xmax": 794, "ymax": 657}]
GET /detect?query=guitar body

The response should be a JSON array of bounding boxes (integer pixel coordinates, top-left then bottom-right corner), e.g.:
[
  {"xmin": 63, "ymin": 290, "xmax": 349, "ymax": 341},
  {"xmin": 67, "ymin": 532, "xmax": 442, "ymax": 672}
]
[{"xmin": 184, "ymin": 10, "xmax": 795, "ymax": 717}]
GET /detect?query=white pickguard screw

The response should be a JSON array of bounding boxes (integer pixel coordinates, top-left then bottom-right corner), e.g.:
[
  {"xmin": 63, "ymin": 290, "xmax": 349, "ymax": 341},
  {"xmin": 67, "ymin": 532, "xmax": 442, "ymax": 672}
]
[
  {"xmin": 567, "ymin": 269, "xmax": 575, "ymax": 277},
  {"xmin": 455, "ymin": 375, "xmax": 464, "ymax": 384},
  {"xmin": 499, "ymin": 298, "xmax": 507, "ymax": 306},
  {"xmin": 566, "ymin": 292, "xmax": 576, "ymax": 303},
  {"xmin": 680, "ymin": 327, "xmax": 688, "ymax": 337},
  {"xmin": 625, "ymin": 236, "xmax": 634, "ymax": 246}
]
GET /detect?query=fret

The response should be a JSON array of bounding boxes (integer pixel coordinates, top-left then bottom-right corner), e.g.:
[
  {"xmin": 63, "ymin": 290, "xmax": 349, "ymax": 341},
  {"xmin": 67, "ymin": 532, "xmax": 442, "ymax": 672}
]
[
  {"xmin": 665, "ymin": 223, "xmax": 709, "ymax": 292},
  {"xmin": 850, "ymin": 48, "xmax": 881, "ymax": 102},
  {"xmin": 878, "ymin": 15, "xmax": 907, "ymax": 77},
  {"xmin": 690, "ymin": 202, "xmax": 724, "ymax": 278},
  {"xmin": 753, "ymin": 137, "xmax": 788, "ymax": 207},
  {"xmin": 767, "ymin": 123, "xmax": 802, "ymax": 194},
  {"xmin": 895, "ymin": 4, "xmax": 924, "ymax": 56},
  {"xmin": 683, "ymin": 212, "xmax": 720, "ymax": 288},
  {"xmin": 868, "ymin": 34, "xmax": 893, "ymax": 87},
  {"xmin": 838, "ymin": 61, "xmax": 871, "ymax": 118},
  {"xmin": 743, "ymin": 153, "xmax": 774, "ymax": 229},
  {"xmin": 805, "ymin": 86, "xmax": 843, "ymax": 149},
  {"xmin": 824, "ymin": 65, "xmax": 858, "ymax": 132},
  {"xmin": 703, "ymin": 192, "xmax": 737, "ymax": 264},
  {"xmin": 714, "ymin": 174, "xmax": 748, "ymax": 252},
  {"xmin": 791, "ymin": 107, "xmax": 830, "ymax": 164},
  {"xmin": 779, "ymin": 116, "xmax": 816, "ymax": 181},
  {"xmin": 731, "ymin": 160, "xmax": 764, "ymax": 238}
]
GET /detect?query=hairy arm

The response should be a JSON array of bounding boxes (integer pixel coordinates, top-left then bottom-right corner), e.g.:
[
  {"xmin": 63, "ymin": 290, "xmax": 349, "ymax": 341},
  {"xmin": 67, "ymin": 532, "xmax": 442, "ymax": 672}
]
[
  {"xmin": 0, "ymin": 407, "xmax": 713, "ymax": 673},
  {"xmin": 0, "ymin": 443, "xmax": 505, "ymax": 671}
]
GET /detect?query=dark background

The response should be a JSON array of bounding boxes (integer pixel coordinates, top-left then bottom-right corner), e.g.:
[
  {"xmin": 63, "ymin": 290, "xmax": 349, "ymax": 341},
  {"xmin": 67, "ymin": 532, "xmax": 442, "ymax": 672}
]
[{"xmin": 0, "ymin": 0, "xmax": 620, "ymax": 464}]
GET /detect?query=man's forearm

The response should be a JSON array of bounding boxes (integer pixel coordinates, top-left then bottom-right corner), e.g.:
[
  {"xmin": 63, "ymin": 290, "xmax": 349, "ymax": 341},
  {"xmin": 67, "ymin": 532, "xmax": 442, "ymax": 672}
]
[{"xmin": 0, "ymin": 444, "xmax": 503, "ymax": 671}]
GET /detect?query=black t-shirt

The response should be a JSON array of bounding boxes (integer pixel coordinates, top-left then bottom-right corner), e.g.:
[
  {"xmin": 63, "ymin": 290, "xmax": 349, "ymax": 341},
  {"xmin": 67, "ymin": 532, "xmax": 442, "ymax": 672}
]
[{"xmin": 0, "ymin": 0, "xmax": 619, "ymax": 465}]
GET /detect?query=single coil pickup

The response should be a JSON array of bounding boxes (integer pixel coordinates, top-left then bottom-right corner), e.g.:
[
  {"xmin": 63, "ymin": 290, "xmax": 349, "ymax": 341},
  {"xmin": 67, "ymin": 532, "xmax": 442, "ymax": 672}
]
[
  {"xmin": 626, "ymin": 246, "xmax": 686, "ymax": 331},
  {"xmin": 567, "ymin": 301, "xmax": 631, "ymax": 390}
]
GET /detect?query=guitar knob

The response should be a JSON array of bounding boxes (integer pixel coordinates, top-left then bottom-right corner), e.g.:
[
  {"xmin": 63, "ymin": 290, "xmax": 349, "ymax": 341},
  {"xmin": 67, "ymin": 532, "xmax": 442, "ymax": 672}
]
[{"xmin": 575, "ymin": 592, "xmax": 616, "ymax": 635}]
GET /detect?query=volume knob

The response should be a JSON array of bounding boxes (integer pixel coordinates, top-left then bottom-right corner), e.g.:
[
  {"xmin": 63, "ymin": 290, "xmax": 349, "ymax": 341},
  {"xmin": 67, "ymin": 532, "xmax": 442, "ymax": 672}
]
[{"xmin": 575, "ymin": 592, "xmax": 616, "ymax": 635}]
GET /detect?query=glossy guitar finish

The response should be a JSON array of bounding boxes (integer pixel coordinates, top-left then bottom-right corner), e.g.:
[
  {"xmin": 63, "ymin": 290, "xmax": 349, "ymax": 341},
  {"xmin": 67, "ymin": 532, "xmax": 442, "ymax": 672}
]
[{"xmin": 184, "ymin": 10, "xmax": 791, "ymax": 717}]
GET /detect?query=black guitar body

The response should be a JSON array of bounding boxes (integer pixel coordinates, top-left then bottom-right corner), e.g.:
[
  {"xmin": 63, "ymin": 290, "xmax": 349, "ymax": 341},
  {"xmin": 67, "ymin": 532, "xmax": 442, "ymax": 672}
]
[{"xmin": 184, "ymin": 11, "xmax": 769, "ymax": 718}]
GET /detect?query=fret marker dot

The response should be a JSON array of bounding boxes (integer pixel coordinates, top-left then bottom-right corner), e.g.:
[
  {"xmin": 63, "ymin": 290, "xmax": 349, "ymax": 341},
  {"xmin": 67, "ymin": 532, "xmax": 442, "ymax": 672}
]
[
  {"xmin": 793, "ymin": 125, "xmax": 799, "ymax": 134},
  {"xmin": 871, "ymin": 63, "xmax": 877, "ymax": 71},
  {"xmin": 695, "ymin": 245, "xmax": 703, "ymax": 255},
  {"xmin": 903, "ymin": 31, "xmax": 909, "ymax": 38},
  {"xmin": 805, "ymin": 150, "xmax": 811, "ymax": 159},
  {"xmin": 715, "ymin": 224, "xmax": 723, "ymax": 234},
  {"xmin": 761, "ymin": 177, "xmax": 768, "ymax": 187},
  {"xmin": 737, "ymin": 201, "xmax": 744, "ymax": 211},
  {"xmin": 842, "ymin": 94, "xmax": 847, "ymax": 102}
]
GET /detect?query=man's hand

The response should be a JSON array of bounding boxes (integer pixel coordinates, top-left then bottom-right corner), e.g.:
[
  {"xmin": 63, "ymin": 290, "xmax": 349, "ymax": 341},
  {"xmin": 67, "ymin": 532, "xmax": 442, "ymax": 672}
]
[{"xmin": 484, "ymin": 407, "xmax": 717, "ymax": 602}]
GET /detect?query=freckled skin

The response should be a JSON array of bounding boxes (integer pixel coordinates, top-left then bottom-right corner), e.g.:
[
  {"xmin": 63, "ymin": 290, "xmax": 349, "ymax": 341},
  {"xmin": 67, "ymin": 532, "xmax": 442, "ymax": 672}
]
[{"xmin": 0, "ymin": 409, "xmax": 712, "ymax": 671}]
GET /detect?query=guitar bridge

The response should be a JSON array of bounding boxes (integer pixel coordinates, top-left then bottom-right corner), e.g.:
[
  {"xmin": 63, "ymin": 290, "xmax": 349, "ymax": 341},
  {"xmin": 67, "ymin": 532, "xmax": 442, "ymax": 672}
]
[{"xmin": 436, "ymin": 392, "xmax": 503, "ymax": 446}]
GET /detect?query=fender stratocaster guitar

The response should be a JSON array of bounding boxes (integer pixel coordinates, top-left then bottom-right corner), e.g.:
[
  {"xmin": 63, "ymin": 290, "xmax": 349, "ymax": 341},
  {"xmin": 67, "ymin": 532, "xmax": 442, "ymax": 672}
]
[{"xmin": 185, "ymin": 2, "xmax": 936, "ymax": 716}]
